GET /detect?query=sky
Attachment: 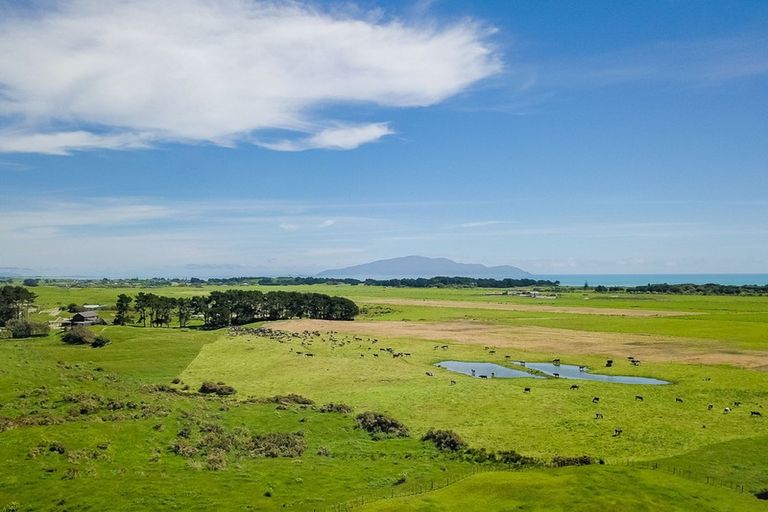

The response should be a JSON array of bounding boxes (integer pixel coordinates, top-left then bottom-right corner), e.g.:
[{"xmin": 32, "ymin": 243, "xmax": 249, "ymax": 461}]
[{"xmin": 0, "ymin": 0, "xmax": 767, "ymax": 277}]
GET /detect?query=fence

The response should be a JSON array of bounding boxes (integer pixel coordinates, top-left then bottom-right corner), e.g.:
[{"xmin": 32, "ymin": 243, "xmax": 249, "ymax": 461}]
[
  {"xmin": 317, "ymin": 464, "xmax": 512, "ymax": 512},
  {"xmin": 630, "ymin": 461, "xmax": 748, "ymax": 495},
  {"xmin": 317, "ymin": 461, "xmax": 755, "ymax": 511}
]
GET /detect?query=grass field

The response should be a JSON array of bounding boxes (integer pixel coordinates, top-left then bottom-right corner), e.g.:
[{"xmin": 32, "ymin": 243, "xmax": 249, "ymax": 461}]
[{"xmin": 2, "ymin": 285, "xmax": 768, "ymax": 510}]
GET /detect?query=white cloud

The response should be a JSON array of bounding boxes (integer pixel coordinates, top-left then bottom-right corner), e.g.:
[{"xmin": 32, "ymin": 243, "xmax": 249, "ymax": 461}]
[
  {"xmin": 0, "ymin": 0, "xmax": 501, "ymax": 154},
  {"xmin": 257, "ymin": 123, "xmax": 394, "ymax": 151}
]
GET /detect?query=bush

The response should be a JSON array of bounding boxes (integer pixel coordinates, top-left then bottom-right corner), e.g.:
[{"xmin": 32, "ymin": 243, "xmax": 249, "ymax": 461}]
[
  {"xmin": 7, "ymin": 320, "xmax": 49, "ymax": 338},
  {"xmin": 319, "ymin": 403, "xmax": 353, "ymax": 413},
  {"xmin": 356, "ymin": 412, "xmax": 409, "ymax": 438},
  {"xmin": 62, "ymin": 326, "xmax": 95, "ymax": 345},
  {"xmin": 422, "ymin": 429, "xmax": 467, "ymax": 452},
  {"xmin": 755, "ymin": 489, "xmax": 768, "ymax": 500},
  {"xmin": 551, "ymin": 455, "xmax": 593, "ymax": 467},
  {"xmin": 198, "ymin": 381, "xmax": 236, "ymax": 396},
  {"xmin": 249, "ymin": 432, "xmax": 306, "ymax": 458},
  {"xmin": 91, "ymin": 335, "xmax": 111, "ymax": 348},
  {"xmin": 67, "ymin": 303, "xmax": 85, "ymax": 313},
  {"xmin": 266, "ymin": 394, "xmax": 314, "ymax": 405}
]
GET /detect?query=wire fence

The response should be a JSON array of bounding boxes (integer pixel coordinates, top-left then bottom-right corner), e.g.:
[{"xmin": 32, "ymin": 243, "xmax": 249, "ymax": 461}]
[
  {"xmin": 315, "ymin": 461, "xmax": 756, "ymax": 511},
  {"xmin": 316, "ymin": 464, "xmax": 512, "ymax": 512},
  {"xmin": 629, "ymin": 461, "xmax": 749, "ymax": 495}
]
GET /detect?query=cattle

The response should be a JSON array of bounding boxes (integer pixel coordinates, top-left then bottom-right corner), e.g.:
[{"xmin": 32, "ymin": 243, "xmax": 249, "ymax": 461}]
[
  {"xmin": 578, "ymin": 365, "xmax": 587, "ymax": 372},
  {"xmin": 519, "ymin": 361, "xmax": 527, "ymax": 367},
  {"xmin": 675, "ymin": 397, "xmax": 684, "ymax": 403},
  {"xmin": 505, "ymin": 355, "xmax": 511, "ymax": 359},
  {"xmin": 373, "ymin": 353, "xmax": 379, "ymax": 358},
  {"xmin": 707, "ymin": 404, "xmax": 713, "ymax": 410},
  {"xmin": 425, "ymin": 372, "xmax": 434, "ymax": 377},
  {"xmin": 595, "ymin": 412, "xmax": 603, "ymax": 419},
  {"xmin": 450, "ymin": 380, "xmax": 457, "ymax": 386},
  {"xmin": 605, "ymin": 359, "xmax": 613, "ymax": 367},
  {"xmin": 613, "ymin": 427, "xmax": 623, "ymax": 437},
  {"xmin": 570, "ymin": 384, "xmax": 579, "ymax": 390},
  {"xmin": 635, "ymin": 395, "xmax": 644, "ymax": 401},
  {"xmin": 734, "ymin": 401, "xmax": 742, "ymax": 407},
  {"xmin": 631, "ymin": 360, "xmax": 640, "ymax": 366},
  {"xmin": 491, "ymin": 372, "xmax": 496, "ymax": 378},
  {"xmin": 552, "ymin": 358, "xmax": 561, "ymax": 366},
  {"xmin": 305, "ymin": 353, "xmax": 315, "ymax": 357},
  {"xmin": 592, "ymin": 396, "xmax": 600, "ymax": 404},
  {"xmin": 723, "ymin": 407, "xmax": 731, "ymax": 413},
  {"xmin": 479, "ymin": 375, "xmax": 488, "ymax": 379},
  {"xmin": 752, "ymin": 411, "xmax": 763, "ymax": 417},
  {"xmin": 524, "ymin": 387, "xmax": 531, "ymax": 393},
  {"xmin": 553, "ymin": 372, "xmax": 560, "ymax": 378},
  {"xmin": 470, "ymin": 369, "xmax": 476, "ymax": 376}
]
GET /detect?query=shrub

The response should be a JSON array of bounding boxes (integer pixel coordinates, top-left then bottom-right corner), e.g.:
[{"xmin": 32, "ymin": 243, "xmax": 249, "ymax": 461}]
[
  {"xmin": 67, "ymin": 303, "xmax": 85, "ymax": 313},
  {"xmin": 6, "ymin": 320, "xmax": 49, "ymax": 338},
  {"xmin": 91, "ymin": 335, "xmax": 111, "ymax": 348},
  {"xmin": 266, "ymin": 394, "xmax": 314, "ymax": 406},
  {"xmin": 198, "ymin": 381, "xmax": 236, "ymax": 396},
  {"xmin": 422, "ymin": 429, "xmax": 467, "ymax": 452},
  {"xmin": 755, "ymin": 489, "xmax": 768, "ymax": 500},
  {"xmin": 319, "ymin": 403, "xmax": 353, "ymax": 414},
  {"xmin": 356, "ymin": 412, "xmax": 409, "ymax": 438},
  {"xmin": 62, "ymin": 326, "xmax": 95, "ymax": 345},
  {"xmin": 249, "ymin": 432, "xmax": 306, "ymax": 458},
  {"xmin": 551, "ymin": 455, "xmax": 593, "ymax": 467}
]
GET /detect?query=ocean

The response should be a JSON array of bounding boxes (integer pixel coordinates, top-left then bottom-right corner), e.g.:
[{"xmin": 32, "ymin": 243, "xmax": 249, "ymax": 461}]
[{"xmin": 534, "ymin": 274, "xmax": 768, "ymax": 287}]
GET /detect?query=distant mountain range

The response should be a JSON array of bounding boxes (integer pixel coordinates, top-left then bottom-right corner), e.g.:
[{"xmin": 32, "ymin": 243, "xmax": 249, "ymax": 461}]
[{"xmin": 316, "ymin": 256, "xmax": 530, "ymax": 280}]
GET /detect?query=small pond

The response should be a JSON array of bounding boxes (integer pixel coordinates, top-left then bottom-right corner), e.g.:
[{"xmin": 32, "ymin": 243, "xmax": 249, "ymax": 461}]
[
  {"xmin": 435, "ymin": 361, "xmax": 541, "ymax": 379},
  {"xmin": 436, "ymin": 361, "xmax": 668, "ymax": 385}
]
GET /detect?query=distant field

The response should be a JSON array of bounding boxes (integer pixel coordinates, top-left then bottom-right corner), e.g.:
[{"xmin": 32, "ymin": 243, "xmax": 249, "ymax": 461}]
[{"xmin": 2, "ymin": 284, "xmax": 767, "ymax": 510}]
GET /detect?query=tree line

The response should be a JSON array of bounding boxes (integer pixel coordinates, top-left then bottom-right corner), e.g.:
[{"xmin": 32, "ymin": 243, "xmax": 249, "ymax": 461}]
[
  {"xmin": 204, "ymin": 276, "xmax": 560, "ymax": 288},
  {"xmin": 114, "ymin": 289, "xmax": 359, "ymax": 328},
  {"xmin": 594, "ymin": 283, "xmax": 768, "ymax": 296},
  {"xmin": 0, "ymin": 285, "xmax": 49, "ymax": 338}
]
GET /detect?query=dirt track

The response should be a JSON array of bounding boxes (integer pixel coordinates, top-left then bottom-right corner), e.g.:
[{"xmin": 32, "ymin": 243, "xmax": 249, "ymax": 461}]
[
  {"xmin": 357, "ymin": 298, "xmax": 699, "ymax": 317},
  {"xmin": 273, "ymin": 319, "xmax": 768, "ymax": 370}
]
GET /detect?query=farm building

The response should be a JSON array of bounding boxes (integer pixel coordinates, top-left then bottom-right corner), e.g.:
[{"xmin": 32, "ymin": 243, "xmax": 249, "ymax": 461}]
[{"xmin": 62, "ymin": 310, "xmax": 105, "ymax": 327}]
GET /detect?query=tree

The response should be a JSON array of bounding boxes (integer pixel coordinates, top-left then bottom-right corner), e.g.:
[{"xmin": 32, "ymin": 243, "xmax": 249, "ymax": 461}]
[
  {"xmin": 175, "ymin": 297, "xmax": 193, "ymax": 328},
  {"xmin": 114, "ymin": 294, "xmax": 133, "ymax": 325},
  {"xmin": 22, "ymin": 278, "xmax": 39, "ymax": 287},
  {"xmin": 134, "ymin": 292, "xmax": 149, "ymax": 327},
  {"xmin": 0, "ymin": 285, "xmax": 37, "ymax": 326}
]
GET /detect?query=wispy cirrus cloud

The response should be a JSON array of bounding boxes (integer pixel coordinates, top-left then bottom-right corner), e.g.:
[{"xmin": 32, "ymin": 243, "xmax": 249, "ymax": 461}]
[{"xmin": 0, "ymin": 0, "xmax": 501, "ymax": 154}]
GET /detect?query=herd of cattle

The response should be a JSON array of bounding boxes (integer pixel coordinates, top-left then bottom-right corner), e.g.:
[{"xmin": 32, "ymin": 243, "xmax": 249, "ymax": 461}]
[{"xmin": 227, "ymin": 326, "xmax": 764, "ymax": 429}]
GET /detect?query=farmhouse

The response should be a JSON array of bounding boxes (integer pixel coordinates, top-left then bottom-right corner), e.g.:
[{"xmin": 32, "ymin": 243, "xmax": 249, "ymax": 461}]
[{"xmin": 62, "ymin": 310, "xmax": 105, "ymax": 327}]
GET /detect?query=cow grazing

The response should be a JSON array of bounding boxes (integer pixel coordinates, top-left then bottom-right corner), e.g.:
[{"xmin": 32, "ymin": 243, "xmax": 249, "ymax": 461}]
[
  {"xmin": 734, "ymin": 401, "xmax": 742, "ymax": 407},
  {"xmin": 592, "ymin": 396, "xmax": 600, "ymax": 403},
  {"xmin": 675, "ymin": 397, "xmax": 684, "ymax": 403},
  {"xmin": 553, "ymin": 372, "xmax": 560, "ymax": 378},
  {"xmin": 723, "ymin": 407, "xmax": 731, "ymax": 413},
  {"xmin": 613, "ymin": 427, "xmax": 623, "ymax": 437},
  {"xmin": 570, "ymin": 384, "xmax": 579, "ymax": 390},
  {"xmin": 635, "ymin": 395, "xmax": 644, "ymax": 401},
  {"xmin": 605, "ymin": 359, "xmax": 613, "ymax": 367},
  {"xmin": 479, "ymin": 375, "xmax": 488, "ymax": 379},
  {"xmin": 450, "ymin": 380, "xmax": 457, "ymax": 385},
  {"xmin": 752, "ymin": 411, "xmax": 763, "ymax": 417},
  {"xmin": 578, "ymin": 365, "xmax": 586, "ymax": 372},
  {"xmin": 524, "ymin": 387, "xmax": 531, "ymax": 393},
  {"xmin": 595, "ymin": 412, "xmax": 603, "ymax": 419},
  {"xmin": 707, "ymin": 404, "xmax": 713, "ymax": 410},
  {"xmin": 425, "ymin": 372, "xmax": 434, "ymax": 377}
]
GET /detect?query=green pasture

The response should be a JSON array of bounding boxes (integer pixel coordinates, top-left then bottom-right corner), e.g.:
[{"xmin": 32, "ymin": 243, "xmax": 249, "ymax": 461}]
[
  {"xmin": 2, "ymin": 284, "xmax": 768, "ymax": 510},
  {"xmin": 360, "ymin": 467, "xmax": 767, "ymax": 512}
]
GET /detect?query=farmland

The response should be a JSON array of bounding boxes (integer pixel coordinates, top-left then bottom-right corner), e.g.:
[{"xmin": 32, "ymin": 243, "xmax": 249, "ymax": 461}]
[{"xmin": 1, "ymin": 284, "xmax": 767, "ymax": 511}]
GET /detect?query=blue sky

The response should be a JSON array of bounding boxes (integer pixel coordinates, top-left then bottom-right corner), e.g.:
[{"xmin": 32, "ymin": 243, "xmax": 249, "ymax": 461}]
[{"xmin": 1, "ymin": 0, "xmax": 767, "ymax": 277}]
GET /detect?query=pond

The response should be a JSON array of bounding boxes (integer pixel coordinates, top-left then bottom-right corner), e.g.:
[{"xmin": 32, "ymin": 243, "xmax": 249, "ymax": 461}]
[
  {"xmin": 436, "ymin": 361, "xmax": 669, "ymax": 385},
  {"xmin": 522, "ymin": 362, "xmax": 668, "ymax": 385},
  {"xmin": 435, "ymin": 361, "xmax": 541, "ymax": 379}
]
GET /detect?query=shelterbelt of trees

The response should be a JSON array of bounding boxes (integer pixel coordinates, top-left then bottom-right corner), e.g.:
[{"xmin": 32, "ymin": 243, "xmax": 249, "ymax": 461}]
[
  {"xmin": 116, "ymin": 290, "xmax": 359, "ymax": 328},
  {"xmin": 207, "ymin": 276, "xmax": 561, "ymax": 288},
  {"xmin": 595, "ymin": 283, "xmax": 768, "ymax": 295}
]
